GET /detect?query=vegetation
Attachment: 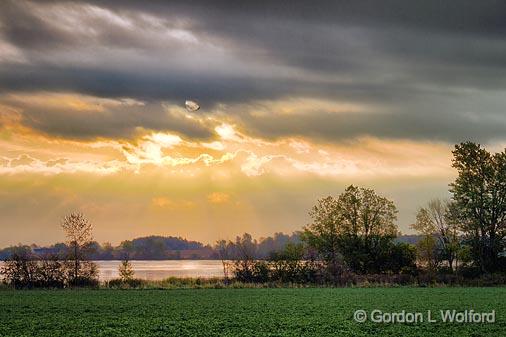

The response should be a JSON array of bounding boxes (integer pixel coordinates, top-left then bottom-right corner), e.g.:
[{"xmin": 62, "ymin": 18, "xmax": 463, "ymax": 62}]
[
  {"xmin": 118, "ymin": 259, "xmax": 134, "ymax": 281},
  {"xmin": 223, "ymin": 186, "xmax": 417, "ymax": 284},
  {"xmin": 0, "ymin": 288, "xmax": 504, "ymax": 337},
  {"xmin": 449, "ymin": 142, "xmax": 506, "ymax": 273},
  {"xmin": 61, "ymin": 212, "xmax": 98, "ymax": 286},
  {"xmin": 1, "ymin": 142, "xmax": 505, "ymax": 289},
  {"xmin": 0, "ymin": 247, "xmax": 65, "ymax": 289},
  {"xmin": 303, "ymin": 185, "xmax": 412, "ymax": 276},
  {"xmin": 218, "ymin": 142, "xmax": 506, "ymax": 286},
  {"xmin": 0, "ymin": 212, "xmax": 98, "ymax": 288},
  {"xmin": 412, "ymin": 199, "xmax": 459, "ymax": 272},
  {"xmin": 0, "ymin": 233, "xmax": 302, "ymax": 261}
]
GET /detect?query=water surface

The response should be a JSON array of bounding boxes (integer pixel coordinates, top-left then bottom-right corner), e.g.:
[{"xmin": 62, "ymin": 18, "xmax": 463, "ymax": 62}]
[{"xmin": 96, "ymin": 260, "xmax": 224, "ymax": 281}]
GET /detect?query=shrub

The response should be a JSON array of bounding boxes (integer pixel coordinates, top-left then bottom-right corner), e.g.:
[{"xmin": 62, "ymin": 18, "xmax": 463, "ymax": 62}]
[
  {"xmin": 63, "ymin": 260, "xmax": 98, "ymax": 287},
  {"xmin": 106, "ymin": 278, "xmax": 144, "ymax": 289},
  {"xmin": 37, "ymin": 254, "xmax": 66, "ymax": 288},
  {"xmin": 1, "ymin": 252, "xmax": 39, "ymax": 289},
  {"xmin": 68, "ymin": 276, "xmax": 99, "ymax": 288},
  {"xmin": 118, "ymin": 260, "xmax": 134, "ymax": 281}
]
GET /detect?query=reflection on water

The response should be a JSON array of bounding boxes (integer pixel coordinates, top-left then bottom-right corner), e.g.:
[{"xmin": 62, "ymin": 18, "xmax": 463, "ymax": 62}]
[
  {"xmin": 0, "ymin": 260, "xmax": 226, "ymax": 281},
  {"xmin": 96, "ymin": 260, "xmax": 224, "ymax": 281}
]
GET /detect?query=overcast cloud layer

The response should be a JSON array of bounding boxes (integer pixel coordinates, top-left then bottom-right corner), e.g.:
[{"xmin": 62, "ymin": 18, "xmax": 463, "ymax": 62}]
[{"xmin": 1, "ymin": 0, "xmax": 506, "ymax": 142}]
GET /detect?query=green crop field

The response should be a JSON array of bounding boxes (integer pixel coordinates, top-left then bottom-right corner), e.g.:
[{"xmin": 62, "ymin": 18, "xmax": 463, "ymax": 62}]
[{"xmin": 0, "ymin": 288, "xmax": 505, "ymax": 337}]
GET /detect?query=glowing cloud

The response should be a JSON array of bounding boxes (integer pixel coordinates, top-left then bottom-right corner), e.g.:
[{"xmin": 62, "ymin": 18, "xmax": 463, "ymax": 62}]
[{"xmin": 207, "ymin": 192, "xmax": 230, "ymax": 204}]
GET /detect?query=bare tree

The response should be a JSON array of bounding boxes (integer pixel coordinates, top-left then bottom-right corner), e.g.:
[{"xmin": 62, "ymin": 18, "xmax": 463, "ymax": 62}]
[
  {"xmin": 215, "ymin": 239, "xmax": 232, "ymax": 283},
  {"xmin": 412, "ymin": 199, "xmax": 460, "ymax": 271},
  {"xmin": 232, "ymin": 233, "xmax": 257, "ymax": 282},
  {"xmin": 61, "ymin": 212, "xmax": 96, "ymax": 282}
]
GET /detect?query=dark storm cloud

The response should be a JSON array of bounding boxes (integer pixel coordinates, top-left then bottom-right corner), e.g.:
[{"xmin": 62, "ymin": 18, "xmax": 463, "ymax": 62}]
[
  {"xmin": 80, "ymin": 0, "xmax": 506, "ymax": 36},
  {"xmin": 239, "ymin": 106, "xmax": 506, "ymax": 144},
  {"xmin": 22, "ymin": 103, "xmax": 214, "ymax": 140},
  {"xmin": 1, "ymin": 0, "xmax": 506, "ymax": 142}
]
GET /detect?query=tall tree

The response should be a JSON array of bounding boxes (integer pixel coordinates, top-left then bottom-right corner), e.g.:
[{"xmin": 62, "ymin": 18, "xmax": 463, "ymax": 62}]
[
  {"xmin": 412, "ymin": 199, "xmax": 460, "ymax": 271},
  {"xmin": 231, "ymin": 233, "xmax": 257, "ymax": 282},
  {"xmin": 449, "ymin": 142, "xmax": 506, "ymax": 272},
  {"xmin": 215, "ymin": 239, "xmax": 232, "ymax": 283},
  {"xmin": 61, "ymin": 212, "xmax": 96, "ymax": 281},
  {"xmin": 337, "ymin": 185, "xmax": 397, "ymax": 239},
  {"xmin": 303, "ymin": 185, "xmax": 398, "ymax": 277}
]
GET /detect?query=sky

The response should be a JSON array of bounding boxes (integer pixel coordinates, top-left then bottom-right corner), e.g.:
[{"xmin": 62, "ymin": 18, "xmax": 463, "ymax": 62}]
[{"xmin": 1, "ymin": 0, "xmax": 506, "ymax": 247}]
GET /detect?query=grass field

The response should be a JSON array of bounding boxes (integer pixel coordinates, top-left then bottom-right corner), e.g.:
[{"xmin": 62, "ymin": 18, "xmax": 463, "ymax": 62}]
[{"xmin": 0, "ymin": 288, "xmax": 505, "ymax": 336}]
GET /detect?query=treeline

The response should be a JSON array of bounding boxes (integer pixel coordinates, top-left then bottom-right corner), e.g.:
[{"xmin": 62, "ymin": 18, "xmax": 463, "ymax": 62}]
[
  {"xmin": 216, "ymin": 142, "xmax": 506, "ymax": 285},
  {"xmin": 0, "ymin": 236, "xmax": 206, "ymax": 260},
  {"xmin": 0, "ymin": 233, "xmax": 308, "ymax": 261}
]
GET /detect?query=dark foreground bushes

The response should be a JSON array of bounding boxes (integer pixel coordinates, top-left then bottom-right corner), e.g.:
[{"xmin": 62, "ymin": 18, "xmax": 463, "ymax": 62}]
[
  {"xmin": 1, "ymin": 252, "xmax": 98, "ymax": 289},
  {"xmin": 233, "ymin": 259, "xmax": 325, "ymax": 284},
  {"xmin": 101, "ymin": 271, "xmax": 506, "ymax": 290},
  {"xmin": 230, "ymin": 258, "xmax": 506, "ymax": 287},
  {"xmin": 104, "ymin": 277, "xmax": 235, "ymax": 289},
  {"xmin": 231, "ymin": 259, "xmax": 413, "ymax": 286},
  {"xmin": 106, "ymin": 278, "xmax": 144, "ymax": 289}
]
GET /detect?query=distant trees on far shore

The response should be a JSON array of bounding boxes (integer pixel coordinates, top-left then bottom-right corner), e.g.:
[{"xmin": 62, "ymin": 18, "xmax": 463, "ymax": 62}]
[
  {"xmin": 0, "ymin": 233, "xmax": 303, "ymax": 261},
  {"xmin": 1, "ymin": 142, "xmax": 505, "ymax": 288}
]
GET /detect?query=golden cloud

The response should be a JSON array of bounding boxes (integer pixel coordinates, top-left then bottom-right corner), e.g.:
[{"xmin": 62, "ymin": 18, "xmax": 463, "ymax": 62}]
[
  {"xmin": 207, "ymin": 192, "xmax": 230, "ymax": 204},
  {"xmin": 0, "ymin": 94, "xmax": 454, "ymax": 180},
  {"xmin": 151, "ymin": 197, "xmax": 195, "ymax": 210}
]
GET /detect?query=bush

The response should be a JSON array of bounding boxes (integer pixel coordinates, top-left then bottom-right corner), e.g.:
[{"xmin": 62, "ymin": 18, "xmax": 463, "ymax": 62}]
[
  {"xmin": 106, "ymin": 278, "xmax": 144, "ymax": 289},
  {"xmin": 118, "ymin": 260, "xmax": 134, "ymax": 281},
  {"xmin": 458, "ymin": 266, "xmax": 483, "ymax": 279},
  {"xmin": 36, "ymin": 255, "xmax": 66, "ymax": 288},
  {"xmin": 1, "ymin": 252, "xmax": 39, "ymax": 289},
  {"xmin": 1, "ymin": 251, "xmax": 99, "ymax": 289},
  {"xmin": 68, "ymin": 276, "xmax": 99, "ymax": 288},
  {"xmin": 63, "ymin": 260, "xmax": 98, "ymax": 284}
]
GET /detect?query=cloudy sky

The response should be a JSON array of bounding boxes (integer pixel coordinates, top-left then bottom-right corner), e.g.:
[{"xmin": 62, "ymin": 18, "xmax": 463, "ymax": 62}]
[{"xmin": 1, "ymin": 0, "xmax": 505, "ymax": 246}]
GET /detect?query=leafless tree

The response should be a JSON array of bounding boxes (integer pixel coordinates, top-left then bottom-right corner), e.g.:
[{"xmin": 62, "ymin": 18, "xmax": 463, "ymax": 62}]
[
  {"xmin": 412, "ymin": 199, "xmax": 460, "ymax": 271},
  {"xmin": 215, "ymin": 239, "xmax": 232, "ymax": 283},
  {"xmin": 61, "ymin": 212, "xmax": 96, "ymax": 282}
]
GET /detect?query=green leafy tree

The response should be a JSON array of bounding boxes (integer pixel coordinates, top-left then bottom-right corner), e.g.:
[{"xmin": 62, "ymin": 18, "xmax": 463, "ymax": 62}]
[
  {"xmin": 449, "ymin": 142, "xmax": 506, "ymax": 272},
  {"xmin": 303, "ymin": 185, "xmax": 399, "ymax": 277}
]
